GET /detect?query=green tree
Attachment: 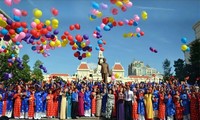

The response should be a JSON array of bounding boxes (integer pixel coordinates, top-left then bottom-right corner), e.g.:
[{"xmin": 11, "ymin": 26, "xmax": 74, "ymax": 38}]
[
  {"xmin": 32, "ymin": 60, "xmax": 44, "ymax": 81},
  {"xmin": 174, "ymin": 58, "xmax": 185, "ymax": 81},
  {"xmin": 188, "ymin": 39, "xmax": 200, "ymax": 84},
  {"xmin": 18, "ymin": 54, "xmax": 31, "ymax": 82},
  {"xmin": 163, "ymin": 59, "xmax": 172, "ymax": 81}
]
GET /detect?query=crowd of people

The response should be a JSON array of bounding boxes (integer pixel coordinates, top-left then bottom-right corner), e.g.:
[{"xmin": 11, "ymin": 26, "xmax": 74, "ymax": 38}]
[{"xmin": 0, "ymin": 78, "xmax": 199, "ymax": 120}]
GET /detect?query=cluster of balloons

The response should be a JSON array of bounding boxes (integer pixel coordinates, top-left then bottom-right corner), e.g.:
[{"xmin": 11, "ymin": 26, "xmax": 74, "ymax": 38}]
[
  {"xmin": 13, "ymin": 8, "xmax": 28, "ymax": 17},
  {"xmin": 39, "ymin": 64, "xmax": 47, "ymax": 73},
  {"xmin": 181, "ymin": 37, "xmax": 190, "ymax": 52},
  {"xmin": 89, "ymin": 1, "xmax": 105, "ymax": 21},
  {"xmin": 4, "ymin": 0, "xmax": 21, "ymax": 6},
  {"xmin": 149, "ymin": 47, "xmax": 158, "ymax": 53},
  {"xmin": 110, "ymin": 0, "xmax": 133, "ymax": 12}
]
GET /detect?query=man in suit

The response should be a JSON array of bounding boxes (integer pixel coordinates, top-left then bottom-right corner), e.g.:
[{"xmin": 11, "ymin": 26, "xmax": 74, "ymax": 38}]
[{"xmin": 98, "ymin": 58, "xmax": 110, "ymax": 83}]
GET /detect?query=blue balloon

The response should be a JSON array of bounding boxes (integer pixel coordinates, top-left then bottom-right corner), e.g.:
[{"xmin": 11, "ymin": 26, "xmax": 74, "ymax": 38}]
[
  {"xmin": 91, "ymin": 14, "xmax": 97, "ymax": 19},
  {"xmin": 186, "ymin": 47, "xmax": 190, "ymax": 52},
  {"xmin": 2, "ymin": 45, "xmax": 6, "ymax": 49},
  {"xmin": 181, "ymin": 37, "xmax": 187, "ymax": 44},
  {"xmin": 96, "ymin": 26, "xmax": 101, "ymax": 32},
  {"xmin": 107, "ymin": 23, "xmax": 113, "ymax": 28},
  {"xmin": 88, "ymin": 44, "xmax": 92, "ymax": 48},
  {"xmin": 97, "ymin": 40, "xmax": 103, "ymax": 44},
  {"xmin": 15, "ymin": 41, "xmax": 20, "ymax": 45},
  {"xmin": 95, "ymin": 46, "xmax": 100, "ymax": 50},
  {"xmin": 1, "ymin": 29, "xmax": 8, "ymax": 35},
  {"xmin": 31, "ymin": 46, "xmax": 37, "ymax": 51},
  {"xmin": 103, "ymin": 25, "xmax": 110, "ymax": 31},
  {"xmin": 137, "ymin": 33, "xmax": 141, "ymax": 37},
  {"xmin": 92, "ymin": 1, "xmax": 100, "ymax": 9},
  {"xmin": 133, "ymin": 22, "xmax": 138, "ymax": 26},
  {"xmin": 16, "ymin": 27, "xmax": 23, "ymax": 34},
  {"xmin": 13, "ymin": 16, "xmax": 20, "ymax": 22}
]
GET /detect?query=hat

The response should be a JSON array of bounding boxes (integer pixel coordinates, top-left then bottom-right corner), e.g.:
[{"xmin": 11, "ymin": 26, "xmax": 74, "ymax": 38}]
[{"xmin": 195, "ymin": 86, "xmax": 199, "ymax": 89}]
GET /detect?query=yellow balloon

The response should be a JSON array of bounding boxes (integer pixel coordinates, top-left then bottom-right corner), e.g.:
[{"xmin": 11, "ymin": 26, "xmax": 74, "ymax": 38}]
[
  {"xmin": 55, "ymin": 40, "xmax": 61, "ymax": 46},
  {"xmin": 34, "ymin": 19, "xmax": 40, "ymax": 24},
  {"xmin": 52, "ymin": 18, "xmax": 59, "ymax": 25},
  {"xmin": 42, "ymin": 41, "xmax": 47, "ymax": 45},
  {"xmin": 181, "ymin": 45, "xmax": 188, "ymax": 51},
  {"xmin": 115, "ymin": 73, "xmax": 120, "ymax": 78},
  {"xmin": 141, "ymin": 11, "xmax": 148, "ymax": 20},
  {"xmin": 33, "ymin": 9, "xmax": 42, "ymax": 18},
  {"xmin": 50, "ymin": 41, "xmax": 55, "ymax": 47},
  {"xmin": 96, "ymin": 12, "xmax": 102, "ymax": 18},
  {"xmin": 0, "ymin": 18, "xmax": 7, "ymax": 27},
  {"xmin": 40, "ymin": 49, "xmax": 44, "ymax": 53},
  {"xmin": 115, "ymin": 1, "xmax": 123, "ymax": 8},
  {"xmin": 52, "ymin": 24, "xmax": 58, "ymax": 29},
  {"xmin": 61, "ymin": 42, "xmax": 67, "ymax": 47},
  {"xmin": 123, "ymin": 33, "xmax": 128, "ymax": 38},
  {"xmin": 127, "ymin": 33, "xmax": 133, "ymax": 37},
  {"xmin": 108, "ymin": 17, "xmax": 115, "ymax": 23},
  {"xmin": 86, "ymin": 52, "xmax": 91, "ymax": 57},
  {"xmin": 123, "ymin": 0, "xmax": 130, "ymax": 4},
  {"xmin": 45, "ymin": 20, "xmax": 51, "ymax": 26},
  {"xmin": 63, "ymin": 39, "xmax": 69, "ymax": 44},
  {"xmin": 81, "ymin": 42, "xmax": 86, "ymax": 48},
  {"xmin": 89, "ymin": 16, "xmax": 94, "ymax": 21},
  {"xmin": 73, "ymin": 43, "xmax": 78, "ymax": 48},
  {"xmin": 6, "ymin": 50, "xmax": 9, "ymax": 54}
]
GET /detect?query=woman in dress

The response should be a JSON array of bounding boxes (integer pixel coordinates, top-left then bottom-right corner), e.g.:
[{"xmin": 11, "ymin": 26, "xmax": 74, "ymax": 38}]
[
  {"xmin": 144, "ymin": 87, "xmax": 154, "ymax": 120},
  {"xmin": 158, "ymin": 88, "xmax": 166, "ymax": 120},
  {"xmin": 28, "ymin": 89, "xmax": 35, "ymax": 119},
  {"xmin": 13, "ymin": 90, "xmax": 22, "ymax": 119},
  {"xmin": 105, "ymin": 89, "xmax": 115, "ymax": 119},
  {"xmin": 173, "ymin": 91, "xmax": 183, "ymax": 120},
  {"xmin": 96, "ymin": 89, "xmax": 102, "ymax": 117},
  {"xmin": 66, "ymin": 88, "xmax": 72, "ymax": 119},
  {"xmin": 91, "ymin": 87, "xmax": 97, "ymax": 117},
  {"xmin": 101, "ymin": 88, "xmax": 107, "ymax": 117},
  {"xmin": 46, "ymin": 90, "xmax": 54, "ymax": 118},
  {"xmin": 132, "ymin": 88, "xmax": 138, "ymax": 120},
  {"xmin": 138, "ymin": 89, "xmax": 145, "ymax": 120},
  {"xmin": 84, "ymin": 86, "xmax": 91, "ymax": 117},
  {"xmin": 60, "ymin": 88, "xmax": 68, "ymax": 120},
  {"xmin": 117, "ymin": 87, "xmax": 124, "ymax": 120},
  {"xmin": 53, "ymin": 89, "xmax": 60, "ymax": 118},
  {"xmin": 78, "ymin": 88, "xmax": 85, "ymax": 117}
]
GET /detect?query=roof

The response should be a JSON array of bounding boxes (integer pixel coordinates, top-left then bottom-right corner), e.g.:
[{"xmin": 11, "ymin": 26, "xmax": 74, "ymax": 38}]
[
  {"xmin": 112, "ymin": 62, "xmax": 124, "ymax": 71},
  {"xmin": 50, "ymin": 73, "xmax": 69, "ymax": 77},
  {"xmin": 128, "ymin": 75, "xmax": 150, "ymax": 79},
  {"xmin": 77, "ymin": 62, "xmax": 89, "ymax": 70}
]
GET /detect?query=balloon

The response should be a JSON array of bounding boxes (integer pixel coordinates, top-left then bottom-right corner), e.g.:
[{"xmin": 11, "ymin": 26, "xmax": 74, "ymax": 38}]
[
  {"xmin": 136, "ymin": 27, "xmax": 141, "ymax": 33},
  {"xmin": 96, "ymin": 11, "xmax": 102, "ymax": 18},
  {"xmin": 133, "ymin": 21, "xmax": 138, "ymax": 26},
  {"xmin": 110, "ymin": 0, "xmax": 117, "ymax": 4},
  {"xmin": 111, "ymin": 8, "xmax": 118, "ymax": 15},
  {"xmin": 97, "ymin": 40, "xmax": 103, "ymax": 44},
  {"xmin": 140, "ymin": 31, "xmax": 144, "ymax": 36},
  {"xmin": 86, "ymin": 52, "xmax": 91, "ymax": 57},
  {"xmin": 74, "ymin": 24, "xmax": 80, "ymax": 30},
  {"xmin": 121, "ymin": 6, "xmax": 127, "ymax": 12},
  {"xmin": 134, "ymin": 15, "xmax": 140, "ymax": 22},
  {"xmin": 51, "ymin": 8, "xmax": 59, "ymax": 16},
  {"xmin": 103, "ymin": 25, "xmax": 110, "ymax": 31},
  {"xmin": 69, "ymin": 25, "xmax": 75, "ymax": 31},
  {"xmin": 92, "ymin": 1, "xmax": 100, "ymax": 9},
  {"xmin": 100, "ymin": 3, "xmax": 108, "ymax": 9},
  {"xmin": 34, "ymin": 19, "xmax": 40, "ymax": 24},
  {"xmin": 19, "ymin": 32, "xmax": 26, "ymax": 39},
  {"xmin": 21, "ymin": 10, "xmax": 28, "ymax": 16},
  {"xmin": 181, "ymin": 44, "xmax": 188, "ymax": 51},
  {"xmin": 33, "ymin": 9, "xmax": 42, "ymax": 18},
  {"xmin": 102, "ymin": 17, "xmax": 109, "ymax": 24},
  {"xmin": 50, "ymin": 41, "xmax": 55, "ymax": 47},
  {"xmin": 100, "ymin": 23, "xmax": 105, "ymax": 29},
  {"xmin": 45, "ymin": 20, "xmax": 51, "ymax": 26},
  {"xmin": 81, "ymin": 42, "xmax": 86, "ymax": 48},
  {"xmin": 4, "ymin": 0, "xmax": 12, "ymax": 6},
  {"xmin": 125, "ymin": 2, "xmax": 133, "ymax": 8},
  {"xmin": 83, "ymin": 34, "xmax": 89, "ymax": 40},
  {"xmin": 13, "ymin": 16, "xmax": 20, "ymax": 22},
  {"xmin": 115, "ymin": 73, "xmax": 120, "ymax": 78},
  {"xmin": 118, "ymin": 21, "xmax": 124, "ymax": 26},
  {"xmin": 52, "ymin": 18, "xmax": 59, "ymax": 25},
  {"xmin": 13, "ymin": 8, "xmax": 22, "ymax": 16},
  {"xmin": 53, "ymin": 29, "xmax": 59, "ymax": 35},
  {"xmin": 111, "ymin": 75, "xmax": 116, "ymax": 80},
  {"xmin": 0, "ymin": 18, "xmax": 7, "ymax": 27},
  {"xmin": 115, "ymin": 1, "xmax": 123, "ymax": 7},
  {"xmin": 13, "ymin": 0, "xmax": 21, "ymax": 4},
  {"xmin": 75, "ymin": 34, "xmax": 83, "ymax": 42},
  {"xmin": 181, "ymin": 37, "xmax": 187, "ymax": 44},
  {"xmin": 1, "ymin": 29, "xmax": 8, "ymax": 35},
  {"xmin": 18, "ymin": 44, "xmax": 23, "ymax": 49},
  {"xmin": 186, "ymin": 47, "xmax": 190, "ymax": 52}
]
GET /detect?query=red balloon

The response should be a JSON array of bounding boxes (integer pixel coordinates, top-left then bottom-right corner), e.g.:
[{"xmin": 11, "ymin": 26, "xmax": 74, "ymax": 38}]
[
  {"xmin": 110, "ymin": 0, "xmax": 117, "ymax": 4},
  {"xmin": 112, "ymin": 21, "xmax": 117, "ymax": 26},
  {"xmin": 12, "ymin": 38, "xmax": 17, "ymax": 43},
  {"xmin": 5, "ymin": 25, "xmax": 11, "ymax": 30},
  {"xmin": 69, "ymin": 25, "xmax": 75, "ymax": 31},
  {"xmin": 121, "ymin": 6, "xmax": 127, "ymax": 12},
  {"xmin": 34, "ymin": 32, "xmax": 41, "ymax": 38},
  {"xmin": 102, "ymin": 17, "xmax": 109, "ymax": 24},
  {"xmin": 40, "ymin": 28, "xmax": 48, "ymax": 35},
  {"xmin": 15, "ymin": 22, "xmax": 21, "ymax": 28},
  {"xmin": 128, "ymin": 20, "xmax": 134, "ymax": 26},
  {"xmin": 111, "ymin": 8, "xmax": 118, "ymax": 15},
  {"xmin": 82, "ymin": 53, "xmax": 86, "ymax": 58},
  {"xmin": 36, "ymin": 24, "xmax": 43, "ymax": 30},
  {"xmin": 30, "ymin": 29, "xmax": 37, "ymax": 36},
  {"xmin": 100, "ymin": 47, "xmax": 104, "ymax": 51},
  {"xmin": 69, "ymin": 41, "xmax": 75, "ymax": 46},
  {"xmin": 52, "ymin": 8, "xmax": 58, "ymax": 16},
  {"xmin": 88, "ymin": 48, "xmax": 92, "ymax": 52},
  {"xmin": 32, "ymin": 42, "xmax": 36, "ymax": 45},
  {"xmin": 61, "ymin": 35, "xmax": 66, "ymax": 40},
  {"xmin": 21, "ymin": 10, "xmax": 28, "ymax": 16},
  {"xmin": 98, "ymin": 44, "xmax": 103, "ymax": 47},
  {"xmin": 47, "ymin": 26, "xmax": 52, "ymax": 31},
  {"xmin": 9, "ymin": 29, "xmax": 15, "ymax": 35},
  {"xmin": 140, "ymin": 31, "xmax": 144, "ymax": 36},
  {"xmin": 74, "ymin": 52, "xmax": 79, "ymax": 57},
  {"xmin": 74, "ymin": 24, "xmax": 80, "ymax": 30},
  {"xmin": 103, "ymin": 40, "xmax": 106, "ymax": 45},
  {"xmin": 75, "ymin": 34, "xmax": 83, "ymax": 42},
  {"xmin": 37, "ymin": 41, "xmax": 41, "ymax": 45},
  {"xmin": 64, "ymin": 31, "xmax": 69, "ymax": 36},
  {"xmin": 72, "ymin": 46, "xmax": 77, "ymax": 50},
  {"xmin": 23, "ymin": 28, "xmax": 28, "ymax": 33},
  {"xmin": 21, "ymin": 22, "xmax": 27, "ymax": 28},
  {"xmin": 118, "ymin": 21, "xmax": 124, "ymax": 26},
  {"xmin": 40, "ymin": 37, "xmax": 46, "ymax": 42},
  {"xmin": 67, "ymin": 35, "xmax": 74, "ymax": 41}
]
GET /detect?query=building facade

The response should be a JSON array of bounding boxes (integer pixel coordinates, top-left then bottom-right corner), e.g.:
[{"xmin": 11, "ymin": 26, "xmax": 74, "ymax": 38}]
[
  {"xmin": 184, "ymin": 21, "xmax": 200, "ymax": 64},
  {"xmin": 112, "ymin": 62, "xmax": 125, "ymax": 78}
]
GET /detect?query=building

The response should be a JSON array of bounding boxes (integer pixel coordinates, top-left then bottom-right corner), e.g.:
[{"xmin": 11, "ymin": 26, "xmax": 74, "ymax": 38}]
[
  {"xmin": 184, "ymin": 21, "xmax": 200, "ymax": 64},
  {"xmin": 43, "ymin": 73, "xmax": 71, "ymax": 82},
  {"xmin": 128, "ymin": 60, "xmax": 159, "ymax": 76},
  {"xmin": 77, "ymin": 62, "xmax": 93, "ymax": 79}
]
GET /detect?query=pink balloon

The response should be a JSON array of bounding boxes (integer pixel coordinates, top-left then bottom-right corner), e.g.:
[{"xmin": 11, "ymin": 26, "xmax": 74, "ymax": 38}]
[
  {"xmin": 2, "ymin": 17, "xmax": 7, "ymax": 21},
  {"xmin": 0, "ymin": 14, "xmax": 4, "ymax": 18},
  {"xmin": 31, "ymin": 22, "xmax": 36, "ymax": 28},
  {"xmin": 4, "ymin": 0, "xmax": 12, "ymax": 6},
  {"xmin": 111, "ymin": 75, "xmax": 116, "ymax": 80},
  {"xmin": 86, "ymin": 40, "xmax": 90, "ymax": 45},
  {"xmin": 100, "ymin": 23, "xmax": 105, "ymax": 29},
  {"xmin": 19, "ymin": 32, "xmax": 26, "ymax": 39},
  {"xmin": 0, "ymin": 48, "xmax": 3, "ymax": 52},
  {"xmin": 13, "ymin": 8, "xmax": 22, "ymax": 16},
  {"xmin": 126, "ymin": 2, "xmax": 133, "ymax": 8},
  {"xmin": 18, "ymin": 44, "xmax": 23, "ymax": 49},
  {"xmin": 134, "ymin": 15, "xmax": 140, "ymax": 22},
  {"xmin": 0, "ymin": 27, "xmax": 3, "ymax": 31},
  {"xmin": 136, "ymin": 27, "xmax": 141, "ymax": 33},
  {"xmin": 93, "ymin": 34, "xmax": 97, "ymax": 38},
  {"xmin": 4, "ymin": 41, "xmax": 9, "ymax": 45},
  {"xmin": 13, "ymin": 0, "xmax": 20, "ymax": 4}
]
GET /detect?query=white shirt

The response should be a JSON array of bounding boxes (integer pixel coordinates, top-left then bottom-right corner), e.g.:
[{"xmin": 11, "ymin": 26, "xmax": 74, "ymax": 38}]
[{"xmin": 124, "ymin": 90, "xmax": 134, "ymax": 101}]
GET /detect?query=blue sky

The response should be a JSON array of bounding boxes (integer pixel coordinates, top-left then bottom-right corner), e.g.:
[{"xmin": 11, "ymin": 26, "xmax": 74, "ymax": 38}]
[{"xmin": 1, "ymin": 0, "xmax": 200, "ymax": 76}]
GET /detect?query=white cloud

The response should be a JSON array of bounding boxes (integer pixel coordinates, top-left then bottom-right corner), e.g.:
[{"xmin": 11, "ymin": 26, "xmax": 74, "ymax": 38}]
[{"xmin": 135, "ymin": 6, "xmax": 175, "ymax": 11}]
